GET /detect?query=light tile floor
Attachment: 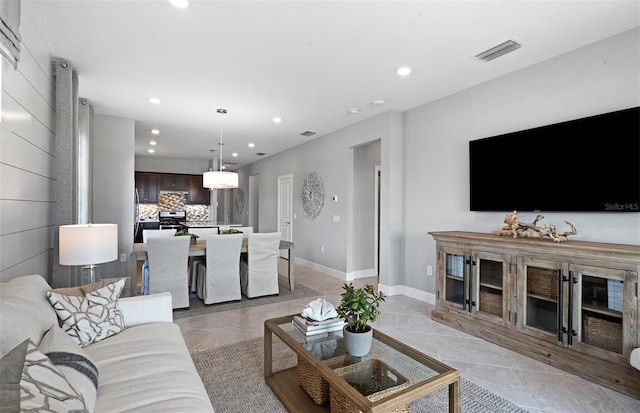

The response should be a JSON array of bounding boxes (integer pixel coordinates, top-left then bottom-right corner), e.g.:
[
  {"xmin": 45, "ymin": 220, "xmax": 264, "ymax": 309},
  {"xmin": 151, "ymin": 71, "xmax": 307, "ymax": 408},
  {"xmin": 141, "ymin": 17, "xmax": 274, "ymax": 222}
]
[{"xmin": 175, "ymin": 259, "xmax": 640, "ymax": 413}]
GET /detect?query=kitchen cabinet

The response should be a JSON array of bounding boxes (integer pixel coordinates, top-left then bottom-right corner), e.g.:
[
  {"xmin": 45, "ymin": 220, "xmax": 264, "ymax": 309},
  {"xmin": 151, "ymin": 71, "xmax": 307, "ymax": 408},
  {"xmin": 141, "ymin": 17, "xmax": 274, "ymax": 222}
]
[
  {"xmin": 188, "ymin": 175, "xmax": 210, "ymax": 205},
  {"xmin": 430, "ymin": 231, "xmax": 640, "ymax": 399},
  {"xmin": 135, "ymin": 172, "xmax": 159, "ymax": 203},
  {"xmin": 161, "ymin": 174, "xmax": 189, "ymax": 191},
  {"xmin": 136, "ymin": 172, "xmax": 210, "ymax": 205},
  {"xmin": 134, "ymin": 221, "xmax": 159, "ymax": 243}
]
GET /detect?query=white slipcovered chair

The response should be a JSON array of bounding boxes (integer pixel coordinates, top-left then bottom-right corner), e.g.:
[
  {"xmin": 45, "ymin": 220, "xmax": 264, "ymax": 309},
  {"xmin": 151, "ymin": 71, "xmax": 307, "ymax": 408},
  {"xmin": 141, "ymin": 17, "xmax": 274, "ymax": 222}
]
[
  {"xmin": 147, "ymin": 236, "xmax": 191, "ymax": 309},
  {"xmin": 188, "ymin": 228, "xmax": 221, "ymax": 292},
  {"xmin": 189, "ymin": 228, "xmax": 221, "ymax": 238},
  {"xmin": 235, "ymin": 226, "xmax": 254, "ymax": 238},
  {"xmin": 240, "ymin": 232, "xmax": 281, "ymax": 298},
  {"xmin": 196, "ymin": 234, "xmax": 243, "ymax": 304},
  {"xmin": 141, "ymin": 229, "xmax": 176, "ymax": 295}
]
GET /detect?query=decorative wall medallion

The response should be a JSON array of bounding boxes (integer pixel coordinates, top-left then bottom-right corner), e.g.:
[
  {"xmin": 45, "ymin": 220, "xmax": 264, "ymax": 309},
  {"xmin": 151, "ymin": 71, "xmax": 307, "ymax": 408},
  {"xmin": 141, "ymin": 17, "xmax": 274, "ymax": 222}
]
[
  {"xmin": 235, "ymin": 188, "xmax": 245, "ymax": 214},
  {"xmin": 301, "ymin": 172, "xmax": 324, "ymax": 219}
]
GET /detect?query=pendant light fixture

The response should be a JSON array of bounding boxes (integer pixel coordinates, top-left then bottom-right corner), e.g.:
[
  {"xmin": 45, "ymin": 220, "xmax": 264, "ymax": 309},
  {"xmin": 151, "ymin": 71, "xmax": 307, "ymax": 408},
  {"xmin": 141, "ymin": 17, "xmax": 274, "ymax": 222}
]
[{"xmin": 203, "ymin": 108, "xmax": 238, "ymax": 189}]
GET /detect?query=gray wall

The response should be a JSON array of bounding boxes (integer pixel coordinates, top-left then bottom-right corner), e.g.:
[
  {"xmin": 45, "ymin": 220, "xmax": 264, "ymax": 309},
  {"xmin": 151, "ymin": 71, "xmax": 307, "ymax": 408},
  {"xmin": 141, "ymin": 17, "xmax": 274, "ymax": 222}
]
[
  {"xmin": 403, "ymin": 28, "xmax": 640, "ymax": 298},
  {"xmin": 237, "ymin": 111, "xmax": 402, "ymax": 286},
  {"xmin": 0, "ymin": 12, "xmax": 55, "ymax": 282},
  {"xmin": 93, "ymin": 115, "xmax": 135, "ymax": 278},
  {"xmin": 237, "ymin": 28, "xmax": 639, "ymax": 303}
]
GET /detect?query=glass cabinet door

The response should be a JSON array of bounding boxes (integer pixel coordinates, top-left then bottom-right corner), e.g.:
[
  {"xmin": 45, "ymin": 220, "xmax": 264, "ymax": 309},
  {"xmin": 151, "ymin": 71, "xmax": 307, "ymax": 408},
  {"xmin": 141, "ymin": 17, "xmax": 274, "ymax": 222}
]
[
  {"xmin": 517, "ymin": 257, "xmax": 569, "ymax": 343},
  {"xmin": 442, "ymin": 250, "xmax": 466, "ymax": 310},
  {"xmin": 472, "ymin": 251, "xmax": 511, "ymax": 327},
  {"xmin": 571, "ymin": 264, "xmax": 636, "ymax": 364}
]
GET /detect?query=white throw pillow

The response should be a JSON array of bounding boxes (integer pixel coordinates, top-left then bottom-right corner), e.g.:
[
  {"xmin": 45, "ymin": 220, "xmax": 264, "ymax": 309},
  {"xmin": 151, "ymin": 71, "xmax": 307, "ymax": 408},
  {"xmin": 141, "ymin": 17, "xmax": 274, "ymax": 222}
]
[
  {"xmin": 39, "ymin": 324, "xmax": 99, "ymax": 412},
  {"xmin": 0, "ymin": 339, "xmax": 88, "ymax": 412},
  {"xmin": 47, "ymin": 278, "xmax": 126, "ymax": 347}
]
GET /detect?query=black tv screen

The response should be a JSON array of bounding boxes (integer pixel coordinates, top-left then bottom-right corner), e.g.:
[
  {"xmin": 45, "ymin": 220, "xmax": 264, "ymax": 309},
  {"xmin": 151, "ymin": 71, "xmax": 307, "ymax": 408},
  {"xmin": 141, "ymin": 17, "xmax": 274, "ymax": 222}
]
[{"xmin": 469, "ymin": 106, "xmax": 640, "ymax": 213}]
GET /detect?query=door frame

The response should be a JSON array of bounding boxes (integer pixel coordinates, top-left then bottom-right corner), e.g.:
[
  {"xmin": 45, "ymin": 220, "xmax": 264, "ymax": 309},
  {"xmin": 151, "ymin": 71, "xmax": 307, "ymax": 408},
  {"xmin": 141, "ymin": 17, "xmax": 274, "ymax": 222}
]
[
  {"xmin": 374, "ymin": 165, "xmax": 381, "ymax": 278},
  {"xmin": 277, "ymin": 174, "xmax": 293, "ymax": 258}
]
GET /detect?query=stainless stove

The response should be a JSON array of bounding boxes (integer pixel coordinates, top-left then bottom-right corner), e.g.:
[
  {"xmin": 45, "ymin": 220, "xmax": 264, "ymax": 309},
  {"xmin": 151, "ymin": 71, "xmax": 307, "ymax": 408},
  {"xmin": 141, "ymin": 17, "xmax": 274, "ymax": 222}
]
[{"xmin": 158, "ymin": 210, "xmax": 186, "ymax": 230}]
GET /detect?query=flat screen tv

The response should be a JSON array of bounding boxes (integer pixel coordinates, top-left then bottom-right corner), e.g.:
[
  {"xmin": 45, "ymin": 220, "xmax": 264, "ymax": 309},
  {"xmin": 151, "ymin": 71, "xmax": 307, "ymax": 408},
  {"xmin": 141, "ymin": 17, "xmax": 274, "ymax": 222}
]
[{"xmin": 469, "ymin": 106, "xmax": 640, "ymax": 213}]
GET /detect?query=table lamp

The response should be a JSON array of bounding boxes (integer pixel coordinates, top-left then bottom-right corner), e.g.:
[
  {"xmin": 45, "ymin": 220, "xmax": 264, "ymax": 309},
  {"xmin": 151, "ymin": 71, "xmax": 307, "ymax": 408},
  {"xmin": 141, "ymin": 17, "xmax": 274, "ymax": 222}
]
[{"xmin": 59, "ymin": 223, "xmax": 118, "ymax": 284}]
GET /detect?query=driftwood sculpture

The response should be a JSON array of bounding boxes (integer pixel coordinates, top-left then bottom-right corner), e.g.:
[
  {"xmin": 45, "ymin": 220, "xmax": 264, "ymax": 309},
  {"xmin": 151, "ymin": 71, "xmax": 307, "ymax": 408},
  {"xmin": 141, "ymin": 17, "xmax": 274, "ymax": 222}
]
[{"xmin": 493, "ymin": 210, "xmax": 578, "ymax": 243}]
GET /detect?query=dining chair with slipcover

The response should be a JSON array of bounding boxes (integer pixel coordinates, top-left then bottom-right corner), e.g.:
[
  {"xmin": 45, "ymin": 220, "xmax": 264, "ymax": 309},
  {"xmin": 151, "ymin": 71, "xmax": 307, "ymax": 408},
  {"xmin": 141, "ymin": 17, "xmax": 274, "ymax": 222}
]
[
  {"xmin": 188, "ymin": 228, "xmax": 221, "ymax": 292},
  {"xmin": 196, "ymin": 234, "xmax": 243, "ymax": 304},
  {"xmin": 240, "ymin": 232, "xmax": 281, "ymax": 298},
  {"xmin": 141, "ymin": 229, "xmax": 176, "ymax": 295},
  {"xmin": 235, "ymin": 226, "xmax": 254, "ymax": 238},
  {"xmin": 146, "ymin": 236, "xmax": 191, "ymax": 309}
]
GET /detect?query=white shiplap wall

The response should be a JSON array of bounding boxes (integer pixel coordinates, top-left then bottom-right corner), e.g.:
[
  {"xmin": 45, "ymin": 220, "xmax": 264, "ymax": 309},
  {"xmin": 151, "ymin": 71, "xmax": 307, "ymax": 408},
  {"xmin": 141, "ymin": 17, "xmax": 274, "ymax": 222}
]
[{"xmin": 0, "ymin": 13, "xmax": 56, "ymax": 283}]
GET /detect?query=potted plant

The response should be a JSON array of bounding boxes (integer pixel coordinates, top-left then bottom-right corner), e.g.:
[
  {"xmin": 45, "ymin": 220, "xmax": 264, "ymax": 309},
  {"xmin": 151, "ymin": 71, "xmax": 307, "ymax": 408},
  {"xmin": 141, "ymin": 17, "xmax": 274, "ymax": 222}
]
[
  {"xmin": 335, "ymin": 283, "xmax": 386, "ymax": 356},
  {"xmin": 175, "ymin": 229, "xmax": 199, "ymax": 244}
]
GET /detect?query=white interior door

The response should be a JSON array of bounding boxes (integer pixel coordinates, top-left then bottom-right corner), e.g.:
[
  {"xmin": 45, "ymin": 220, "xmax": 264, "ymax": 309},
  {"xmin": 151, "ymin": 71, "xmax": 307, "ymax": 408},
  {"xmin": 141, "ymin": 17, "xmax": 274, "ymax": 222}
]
[{"xmin": 277, "ymin": 174, "xmax": 293, "ymax": 258}]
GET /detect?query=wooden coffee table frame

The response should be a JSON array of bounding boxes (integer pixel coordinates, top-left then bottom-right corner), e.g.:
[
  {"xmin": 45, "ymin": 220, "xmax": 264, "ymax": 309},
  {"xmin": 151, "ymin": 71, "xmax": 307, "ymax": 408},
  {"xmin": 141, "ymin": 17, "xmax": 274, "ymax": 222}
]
[{"xmin": 264, "ymin": 315, "xmax": 461, "ymax": 413}]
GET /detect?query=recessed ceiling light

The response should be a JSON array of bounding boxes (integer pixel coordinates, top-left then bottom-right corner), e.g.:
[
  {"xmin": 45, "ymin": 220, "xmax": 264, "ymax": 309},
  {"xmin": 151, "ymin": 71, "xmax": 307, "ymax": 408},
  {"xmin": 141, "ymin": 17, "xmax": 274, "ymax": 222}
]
[
  {"xmin": 168, "ymin": 0, "xmax": 190, "ymax": 8},
  {"xmin": 232, "ymin": 152, "xmax": 238, "ymax": 157},
  {"xmin": 148, "ymin": 97, "xmax": 160, "ymax": 104},
  {"xmin": 248, "ymin": 143, "xmax": 255, "ymax": 148},
  {"xmin": 372, "ymin": 99, "xmax": 387, "ymax": 105},
  {"xmin": 148, "ymin": 148, "xmax": 155, "ymax": 154},
  {"xmin": 151, "ymin": 129, "xmax": 160, "ymax": 135},
  {"xmin": 273, "ymin": 117, "xmax": 282, "ymax": 124},
  {"xmin": 348, "ymin": 108, "xmax": 361, "ymax": 114},
  {"xmin": 149, "ymin": 140, "xmax": 157, "ymax": 146},
  {"xmin": 396, "ymin": 66, "xmax": 411, "ymax": 76}
]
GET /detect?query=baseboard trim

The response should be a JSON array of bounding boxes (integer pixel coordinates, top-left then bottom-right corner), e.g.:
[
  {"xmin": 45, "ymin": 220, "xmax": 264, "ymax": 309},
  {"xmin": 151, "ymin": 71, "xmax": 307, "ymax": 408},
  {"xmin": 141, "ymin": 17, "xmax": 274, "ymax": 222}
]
[
  {"xmin": 295, "ymin": 258, "xmax": 346, "ymax": 281},
  {"xmin": 347, "ymin": 268, "xmax": 376, "ymax": 280},
  {"xmin": 294, "ymin": 259, "xmax": 435, "ymax": 305},
  {"xmin": 378, "ymin": 283, "xmax": 435, "ymax": 305}
]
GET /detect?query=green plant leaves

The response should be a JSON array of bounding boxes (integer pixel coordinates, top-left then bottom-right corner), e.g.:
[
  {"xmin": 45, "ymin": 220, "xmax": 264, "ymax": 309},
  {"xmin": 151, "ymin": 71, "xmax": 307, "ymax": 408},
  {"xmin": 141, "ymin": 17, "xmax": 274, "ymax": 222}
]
[{"xmin": 336, "ymin": 282, "xmax": 385, "ymax": 333}]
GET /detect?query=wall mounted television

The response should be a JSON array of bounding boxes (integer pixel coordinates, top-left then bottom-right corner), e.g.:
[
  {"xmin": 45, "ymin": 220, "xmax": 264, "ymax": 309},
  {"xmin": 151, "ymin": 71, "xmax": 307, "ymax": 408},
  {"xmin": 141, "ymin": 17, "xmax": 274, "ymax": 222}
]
[{"xmin": 469, "ymin": 106, "xmax": 640, "ymax": 213}]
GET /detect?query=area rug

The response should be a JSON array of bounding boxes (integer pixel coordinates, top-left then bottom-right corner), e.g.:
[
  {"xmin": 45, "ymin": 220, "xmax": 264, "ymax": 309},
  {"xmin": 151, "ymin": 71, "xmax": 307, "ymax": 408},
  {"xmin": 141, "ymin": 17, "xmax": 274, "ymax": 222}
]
[
  {"xmin": 174, "ymin": 276, "xmax": 321, "ymax": 320},
  {"xmin": 191, "ymin": 336, "xmax": 529, "ymax": 413}
]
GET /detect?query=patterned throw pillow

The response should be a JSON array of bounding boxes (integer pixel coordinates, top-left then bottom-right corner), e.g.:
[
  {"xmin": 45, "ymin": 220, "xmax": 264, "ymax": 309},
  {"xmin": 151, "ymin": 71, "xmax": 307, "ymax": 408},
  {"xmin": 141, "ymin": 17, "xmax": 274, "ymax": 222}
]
[
  {"xmin": 39, "ymin": 325, "xmax": 99, "ymax": 412},
  {"xmin": 0, "ymin": 339, "xmax": 87, "ymax": 412},
  {"xmin": 47, "ymin": 278, "xmax": 126, "ymax": 347}
]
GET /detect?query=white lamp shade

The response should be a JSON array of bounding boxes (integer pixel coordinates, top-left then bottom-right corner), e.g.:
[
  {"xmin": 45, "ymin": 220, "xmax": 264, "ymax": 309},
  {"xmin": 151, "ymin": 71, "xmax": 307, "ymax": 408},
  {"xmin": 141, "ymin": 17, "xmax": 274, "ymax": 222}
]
[
  {"xmin": 203, "ymin": 170, "xmax": 238, "ymax": 189},
  {"xmin": 59, "ymin": 224, "xmax": 118, "ymax": 265}
]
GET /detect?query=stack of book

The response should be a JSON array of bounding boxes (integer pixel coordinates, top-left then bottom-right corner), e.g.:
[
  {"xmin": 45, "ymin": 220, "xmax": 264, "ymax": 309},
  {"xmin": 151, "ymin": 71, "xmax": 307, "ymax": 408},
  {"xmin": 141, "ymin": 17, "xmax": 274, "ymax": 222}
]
[{"xmin": 292, "ymin": 315, "xmax": 345, "ymax": 336}]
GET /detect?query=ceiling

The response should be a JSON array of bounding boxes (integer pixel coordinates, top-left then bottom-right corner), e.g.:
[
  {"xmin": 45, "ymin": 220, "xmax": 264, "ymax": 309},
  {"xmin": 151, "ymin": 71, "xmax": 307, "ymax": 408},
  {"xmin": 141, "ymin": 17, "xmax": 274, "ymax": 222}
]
[{"xmin": 23, "ymin": 1, "xmax": 640, "ymax": 170}]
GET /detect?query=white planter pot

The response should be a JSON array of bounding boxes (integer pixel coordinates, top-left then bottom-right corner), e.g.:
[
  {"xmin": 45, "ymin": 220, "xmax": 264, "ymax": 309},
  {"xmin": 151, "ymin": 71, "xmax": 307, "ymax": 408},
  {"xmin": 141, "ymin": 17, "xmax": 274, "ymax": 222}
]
[{"xmin": 342, "ymin": 325, "xmax": 373, "ymax": 357}]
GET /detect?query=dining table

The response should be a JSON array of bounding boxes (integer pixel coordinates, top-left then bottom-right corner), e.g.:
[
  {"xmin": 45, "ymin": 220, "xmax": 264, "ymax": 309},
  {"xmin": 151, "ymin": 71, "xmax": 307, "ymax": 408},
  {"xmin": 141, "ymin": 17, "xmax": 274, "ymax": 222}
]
[{"xmin": 128, "ymin": 238, "xmax": 294, "ymax": 298}]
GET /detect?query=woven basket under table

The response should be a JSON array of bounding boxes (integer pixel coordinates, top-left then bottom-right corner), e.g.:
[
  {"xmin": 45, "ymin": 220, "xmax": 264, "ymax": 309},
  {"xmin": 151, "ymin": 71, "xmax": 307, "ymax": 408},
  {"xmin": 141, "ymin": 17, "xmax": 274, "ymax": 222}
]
[
  {"xmin": 329, "ymin": 359, "xmax": 410, "ymax": 413},
  {"xmin": 298, "ymin": 356, "xmax": 331, "ymax": 405}
]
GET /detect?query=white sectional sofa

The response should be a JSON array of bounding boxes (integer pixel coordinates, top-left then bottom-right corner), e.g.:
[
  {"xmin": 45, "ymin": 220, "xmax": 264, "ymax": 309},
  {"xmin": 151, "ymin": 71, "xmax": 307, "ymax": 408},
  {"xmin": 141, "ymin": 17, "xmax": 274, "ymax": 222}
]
[{"xmin": 0, "ymin": 274, "xmax": 214, "ymax": 412}]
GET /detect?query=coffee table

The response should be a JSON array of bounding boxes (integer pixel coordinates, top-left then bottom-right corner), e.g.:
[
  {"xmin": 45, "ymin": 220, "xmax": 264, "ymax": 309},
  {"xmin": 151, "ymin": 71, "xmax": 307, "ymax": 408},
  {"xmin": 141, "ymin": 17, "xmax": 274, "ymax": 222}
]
[{"xmin": 264, "ymin": 315, "xmax": 461, "ymax": 412}]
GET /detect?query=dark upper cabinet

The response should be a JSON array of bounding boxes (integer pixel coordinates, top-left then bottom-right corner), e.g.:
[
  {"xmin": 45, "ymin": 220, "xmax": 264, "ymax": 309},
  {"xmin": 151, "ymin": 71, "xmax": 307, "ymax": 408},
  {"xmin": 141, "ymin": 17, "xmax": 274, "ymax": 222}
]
[
  {"xmin": 161, "ymin": 174, "xmax": 189, "ymax": 191},
  {"xmin": 136, "ymin": 172, "xmax": 209, "ymax": 205},
  {"xmin": 188, "ymin": 175, "xmax": 210, "ymax": 204},
  {"xmin": 135, "ymin": 172, "xmax": 159, "ymax": 203}
]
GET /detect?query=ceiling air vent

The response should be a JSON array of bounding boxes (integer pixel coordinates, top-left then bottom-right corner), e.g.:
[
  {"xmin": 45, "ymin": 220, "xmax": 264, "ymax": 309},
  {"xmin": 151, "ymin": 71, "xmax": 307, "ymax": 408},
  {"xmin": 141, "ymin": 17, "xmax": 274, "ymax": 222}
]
[
  {"xmin": 256, "ymin": 152, "xmax": 266, "ymax": 156},
  {"xmin": 300, "ymin": 130, "xmax": 316, "ymax": 137},
  {"xmin": 476, "ymin": 39, "xmax": 522, "ymax": 62}
]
